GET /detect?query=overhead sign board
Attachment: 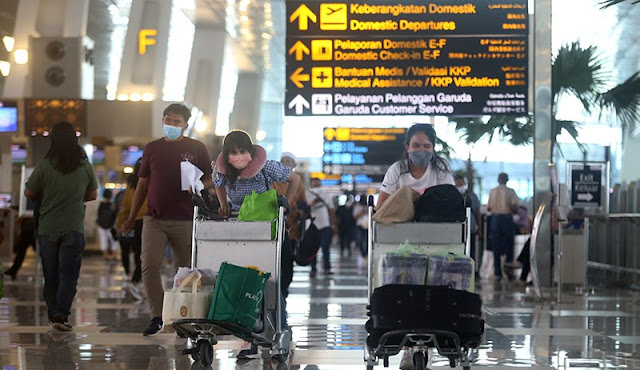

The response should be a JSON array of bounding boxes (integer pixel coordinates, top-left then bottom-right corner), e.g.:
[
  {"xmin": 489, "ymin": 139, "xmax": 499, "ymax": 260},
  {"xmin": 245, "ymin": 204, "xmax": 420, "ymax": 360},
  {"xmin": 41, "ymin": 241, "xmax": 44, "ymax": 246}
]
[
  {"xmin": 286, "ymin": 0, "xmax": 529, "ymax": 116},
  {"xmin": 322, "ymin": 127, "xmax": 406, "ymax": 175},
  {"xmin": 570, "ymin": 164, "xmax": 603, "ymax": 208}
]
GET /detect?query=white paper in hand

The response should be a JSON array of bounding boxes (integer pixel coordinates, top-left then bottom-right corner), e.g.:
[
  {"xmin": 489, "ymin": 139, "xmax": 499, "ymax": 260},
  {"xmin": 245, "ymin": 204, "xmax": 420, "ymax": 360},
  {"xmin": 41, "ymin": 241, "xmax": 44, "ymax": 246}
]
[{"xmin": 180, "ymin": 160, "xmax": 204, "ymax": 192}]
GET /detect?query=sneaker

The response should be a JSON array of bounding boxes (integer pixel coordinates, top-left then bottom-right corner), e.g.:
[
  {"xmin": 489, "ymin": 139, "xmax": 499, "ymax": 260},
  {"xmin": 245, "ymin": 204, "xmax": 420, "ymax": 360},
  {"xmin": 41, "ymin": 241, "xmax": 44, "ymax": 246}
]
[
  {"xmin": 142, "ymin": 317, "xmax": 163, "ymax": 336},
  {"xmin": 126, "ymin": 283, "xmax": 144, "ymax": 301},
  {"xmin": 50, "ymin": 316, "xmax": 73, "ymax": 332},
  {"xmin": 236, "ymin": 342, "xmax": 259, "ymax": 359},
  {"xmin": 309, "ymin": 270, "xmax": 317, "ymax": 278}
]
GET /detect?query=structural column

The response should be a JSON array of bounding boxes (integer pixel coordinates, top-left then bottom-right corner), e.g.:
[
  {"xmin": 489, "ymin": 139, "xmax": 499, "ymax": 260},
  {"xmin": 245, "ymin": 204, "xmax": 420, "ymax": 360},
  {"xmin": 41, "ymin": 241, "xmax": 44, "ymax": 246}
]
[
  {"xmin": 229, "ymin": 72, "xmax": 263, "ymax": 139},
  {"xmin": 533, "ymin": 0, "xmax": 553, "ymax": 287},
  {"xmin": 184, "ymin": 28, "xmax": 227, "ymax": 136},
  {"xmin": 117, "ymin": 0, "xmax": 172, "ymax": 103}
]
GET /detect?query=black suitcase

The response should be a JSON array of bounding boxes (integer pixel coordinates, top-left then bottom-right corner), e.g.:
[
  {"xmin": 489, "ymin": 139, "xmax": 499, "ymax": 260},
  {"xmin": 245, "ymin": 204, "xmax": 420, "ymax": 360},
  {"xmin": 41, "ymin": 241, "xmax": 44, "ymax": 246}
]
[{"xmin": 366, "ymin": 284, "xmax": 484, "ymax": 348}]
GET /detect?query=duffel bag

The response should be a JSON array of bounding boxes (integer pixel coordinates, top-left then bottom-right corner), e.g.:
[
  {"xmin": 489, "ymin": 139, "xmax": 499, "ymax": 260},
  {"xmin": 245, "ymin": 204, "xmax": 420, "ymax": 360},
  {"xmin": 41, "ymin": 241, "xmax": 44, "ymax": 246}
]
[{"xmin": 367, "ymin": 284, "xmax": 484, "ymax": 346}]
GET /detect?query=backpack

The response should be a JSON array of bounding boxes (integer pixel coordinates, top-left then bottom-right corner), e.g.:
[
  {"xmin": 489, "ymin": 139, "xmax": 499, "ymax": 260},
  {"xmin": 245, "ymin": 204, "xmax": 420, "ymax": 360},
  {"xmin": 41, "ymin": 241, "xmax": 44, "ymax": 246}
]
[
  {"xmin": 295, "ymin": 221, "xmax": 320, "ymax": 266},
  {"xmin": 414, "ymin": 184, "xmax": 466, "ymax": 222},
  {"xmin": 97, "ymin": 202, "xmax": 116, "ymax": 229}
]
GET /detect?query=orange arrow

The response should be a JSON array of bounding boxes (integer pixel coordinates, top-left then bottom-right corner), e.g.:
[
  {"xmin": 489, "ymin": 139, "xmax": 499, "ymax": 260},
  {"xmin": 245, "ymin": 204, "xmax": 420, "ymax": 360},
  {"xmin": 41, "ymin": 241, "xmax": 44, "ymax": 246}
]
[
  {"xmin": 289, "ymin": 4, "xmax": 317, "ymax": 31},
  {"xmin": 289, "ymin": 67, "xmax": 310, "ymax": 88},
  {"xmin": 288, "ymin": 41, "xmax": 310, "ymax": 61}
]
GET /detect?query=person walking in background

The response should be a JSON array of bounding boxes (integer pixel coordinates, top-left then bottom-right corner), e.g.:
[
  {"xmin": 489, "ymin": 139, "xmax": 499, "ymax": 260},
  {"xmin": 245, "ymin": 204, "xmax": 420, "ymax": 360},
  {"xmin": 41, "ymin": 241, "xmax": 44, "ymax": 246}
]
[
  {"xmin": 352, "ymin": 195, "xmax": 369, "ymax": 258},
  {"xmin": 121, "ymin": 103, "xmax": 214, "ymax": 336},
  {"xmin": 487, "ymin": 172, "xmax": 520, "ymax": 281},
  {"xmin": 24, "ymin": 122, "xmax": 98, "ymax": 331},
  {"xmin": 306, "ymin": 178, "xmax": 336, "ymax": 277},
  {"xmin": 336, "ymin": 195, "xmax": 355, "ymax": 258},
  {"xmin": 116, "ymin": 168, "xmax": 146, "ymax": 300},
  {"xmin": 3, "ymin": 215, "xmax": 36, "ymax": 281},
  {"xmin": 96, "ymin": 189, "xmax": 118, "ymax": 260},
  {"xmin": 276, "ymin": 151, "xmax": 307, "ymax": 298}
]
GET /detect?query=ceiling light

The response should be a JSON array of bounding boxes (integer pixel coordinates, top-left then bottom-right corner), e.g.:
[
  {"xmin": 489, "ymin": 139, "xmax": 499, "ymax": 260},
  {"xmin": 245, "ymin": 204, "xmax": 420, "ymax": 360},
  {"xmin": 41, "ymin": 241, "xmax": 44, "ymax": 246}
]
[
  {"xmin": 130, "ymin": 92, "xmax": 141, "ymax": 101},
  {"xmin": 256, "ymin": 130, "xmax": 266, "ymax": 141},
  {"xmin": 240, "ymin": 15, "xmax": 248, "ymax": 21},
  {"xmin": 0, "ymin": 61, "xmax": 10, "ymax": 76},
  {"xmin": 142, "ymin": 93, "xmax": 154, "ymax": 101},
  {"xmin": 264, "ymin": 20, "xmax": 273, "ymax": 28},
  {"xmin": 14, "ymin": 49, "xmax": 28, "ymax": 64},
  {"xmin": 240, "ymin": 28, "xmax": 249, "ymax": 35},
  {"xmin": 117, "ymin": 93, "xmax": 129, "ymax": 101},
  {"xmin": 261, "ymin": 32, "xmax": 272, "ymax": 39},
  {"xmin": 123, "ymin": 167, "xmax": 134, "ymax": 174},
  {"xmin": 2, "ymin": 36, "xmax": 15, "ymax": 52}
]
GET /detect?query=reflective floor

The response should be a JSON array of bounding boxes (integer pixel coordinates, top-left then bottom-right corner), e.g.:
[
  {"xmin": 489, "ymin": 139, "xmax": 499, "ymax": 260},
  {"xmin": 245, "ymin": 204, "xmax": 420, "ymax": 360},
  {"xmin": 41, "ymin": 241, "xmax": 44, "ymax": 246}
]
[{"xmin": 1, "ymin": 246, "xmax": 640, "ymax": 369}]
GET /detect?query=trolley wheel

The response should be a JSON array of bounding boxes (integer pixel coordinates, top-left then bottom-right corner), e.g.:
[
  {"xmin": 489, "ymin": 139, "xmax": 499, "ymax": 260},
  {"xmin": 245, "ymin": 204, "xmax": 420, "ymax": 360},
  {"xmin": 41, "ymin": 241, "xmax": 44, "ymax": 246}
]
[
  {"xmin": 383, "ymin": 355, "xmax": 389, "ymax": 367},
  {"xmin": 449, "ymin": 357, "xmax": 456, "ymax": 368},
  {"xmin": 413, "ymin": 351, "xmax": 426, "ymax": 370},
  {"xmin": 366, "ymin": 366, "xmax": 374, "ymax": 370},
  {"xmin": 463, "ymin": 366, "xmax": 471, "ymax": 370},
  {"xmin": 197, "ymin": 339, "xmax": 213, "ymax": 366},
  {"xmin": 273, "ymin": 352, "xmax": 289, "ymax": 363}
]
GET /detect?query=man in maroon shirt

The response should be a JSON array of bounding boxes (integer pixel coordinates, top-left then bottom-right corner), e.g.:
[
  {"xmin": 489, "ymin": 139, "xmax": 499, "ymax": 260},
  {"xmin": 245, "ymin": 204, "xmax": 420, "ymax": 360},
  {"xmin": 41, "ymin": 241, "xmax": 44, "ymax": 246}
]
[{"xmin": 122, "ymin": 103, "xmax": 213, "ymax": 336}]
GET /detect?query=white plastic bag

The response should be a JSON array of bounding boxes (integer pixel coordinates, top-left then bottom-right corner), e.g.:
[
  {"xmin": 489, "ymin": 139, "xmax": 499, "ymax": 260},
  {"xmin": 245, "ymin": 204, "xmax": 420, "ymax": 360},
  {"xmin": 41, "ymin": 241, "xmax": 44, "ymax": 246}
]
[
  {"xmin": 163, "ymin": 270, "xmax": 213, "ymax": 330},
  {"xmin": 173, "ymin": 267, "xmax": 216, "ymax": 288}
]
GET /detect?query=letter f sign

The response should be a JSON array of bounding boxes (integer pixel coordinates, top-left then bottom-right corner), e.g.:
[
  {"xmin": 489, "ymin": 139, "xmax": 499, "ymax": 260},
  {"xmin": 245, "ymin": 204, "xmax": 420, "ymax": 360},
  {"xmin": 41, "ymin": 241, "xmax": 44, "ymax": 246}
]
[{"xmin": 138, "ymin": 29, "xmax": 158, "ymax": 55}]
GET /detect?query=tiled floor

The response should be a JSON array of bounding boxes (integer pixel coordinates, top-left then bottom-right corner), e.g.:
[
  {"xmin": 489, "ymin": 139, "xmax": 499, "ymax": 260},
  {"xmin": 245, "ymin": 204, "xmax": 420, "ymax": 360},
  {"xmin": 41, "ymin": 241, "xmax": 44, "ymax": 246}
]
[{"xmin": 1, "ymin": 247, "xmax": 640, "ymax": 369}]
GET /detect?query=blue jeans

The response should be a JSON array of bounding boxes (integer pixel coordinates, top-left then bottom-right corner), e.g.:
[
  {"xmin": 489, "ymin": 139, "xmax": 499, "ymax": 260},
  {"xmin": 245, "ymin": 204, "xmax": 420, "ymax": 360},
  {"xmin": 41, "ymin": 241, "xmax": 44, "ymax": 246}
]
[
  {"xmin": 310, "ymin": 227, "xmax": 333, "ymax": 271},
  {"xmin": 490, "ymin": 214, "xmax": 516, "ymax": 277},
  {"xmin": 38, "ymin": 231, "xmax": 86, "ymax": 319}
]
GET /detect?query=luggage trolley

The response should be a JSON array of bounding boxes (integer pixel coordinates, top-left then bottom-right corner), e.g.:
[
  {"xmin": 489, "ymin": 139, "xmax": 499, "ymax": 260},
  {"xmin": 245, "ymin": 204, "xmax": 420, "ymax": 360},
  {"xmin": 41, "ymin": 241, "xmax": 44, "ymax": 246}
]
[
  {"xmin": 364, "ymin": 196, "xmax": 483, "ymax": 370},
  {"xmin": 172, "ymin": 196, "xmax": 291, "ymax": 366}
]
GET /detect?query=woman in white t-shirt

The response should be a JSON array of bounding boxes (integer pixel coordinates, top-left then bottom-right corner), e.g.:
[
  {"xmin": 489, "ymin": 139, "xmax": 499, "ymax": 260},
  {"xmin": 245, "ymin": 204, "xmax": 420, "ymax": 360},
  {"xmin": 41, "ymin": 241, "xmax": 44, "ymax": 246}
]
[{"xmin": 377, "ymin": 123, "xmax": 454, "ymax": 209}]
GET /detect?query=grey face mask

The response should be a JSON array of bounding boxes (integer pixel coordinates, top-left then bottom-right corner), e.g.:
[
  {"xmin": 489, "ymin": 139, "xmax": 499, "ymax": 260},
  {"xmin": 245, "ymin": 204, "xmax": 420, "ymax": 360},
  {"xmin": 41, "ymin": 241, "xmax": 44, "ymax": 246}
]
[{"xmin": 408, "ymin": 151, "xmax": 433, "ymax": 167}]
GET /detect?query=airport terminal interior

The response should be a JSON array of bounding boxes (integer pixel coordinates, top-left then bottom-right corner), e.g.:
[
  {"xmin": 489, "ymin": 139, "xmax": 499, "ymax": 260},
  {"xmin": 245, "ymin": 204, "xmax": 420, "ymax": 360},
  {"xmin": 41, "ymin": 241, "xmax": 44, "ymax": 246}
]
[{"xmin": 1, "ymin": 0, "xmax": 640, "ymax": 368}]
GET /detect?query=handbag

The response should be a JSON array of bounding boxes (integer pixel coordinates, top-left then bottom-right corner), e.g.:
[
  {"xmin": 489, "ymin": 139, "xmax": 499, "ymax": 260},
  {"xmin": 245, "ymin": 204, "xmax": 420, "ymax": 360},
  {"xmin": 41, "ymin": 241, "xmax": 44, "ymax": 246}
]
[
  {"xmin": 295, "ymin": 221, "xmax": 320, "ymax": 266},
  {"xmin": 207, "ymin": 262, "xmax": 271, "ymax": 329},
  {"xmin": 161, "ymin": 270, "xmax": 213, "ymax": 330},
  {"xmin": 238, "ymin": 189, "xmax": 279, "ymax": 239},
  {"xmin": 373, "ymin": 186, "xmax": 420, "ymax": 225}
]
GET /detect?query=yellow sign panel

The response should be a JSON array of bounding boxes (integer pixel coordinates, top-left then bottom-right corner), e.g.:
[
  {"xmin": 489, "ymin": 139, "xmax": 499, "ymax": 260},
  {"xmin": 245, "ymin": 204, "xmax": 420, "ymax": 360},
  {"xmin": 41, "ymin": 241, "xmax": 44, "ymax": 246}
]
[
  {"xmin": 138, "ymin": 29, "xmax": 158, "ymax": 55},
  {"xmin": 323, "ymin": 127, "xmax": 406, "ymax": 141},
  {"xmin": 319, "ymin": 3, "xmax": 348, "ymax": 30},
  {"xmin": 311, "ymin": 40, "xmax": 333, "ymax": 61},
  {"xmin": 311, "ymin": 67, "xmax": 333, "ymax": 88}
]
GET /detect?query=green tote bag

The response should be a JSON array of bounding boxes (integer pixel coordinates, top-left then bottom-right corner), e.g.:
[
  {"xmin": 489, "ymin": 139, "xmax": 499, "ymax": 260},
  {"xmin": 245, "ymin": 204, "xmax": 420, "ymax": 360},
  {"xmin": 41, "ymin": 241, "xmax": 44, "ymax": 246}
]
[
  {"xmin": 237, "ymin": 189, "xmax": 279, "ymax": 239},
  {"xmin": 207, "ymin": 262, "xmax": 271, "ymax": 329}
]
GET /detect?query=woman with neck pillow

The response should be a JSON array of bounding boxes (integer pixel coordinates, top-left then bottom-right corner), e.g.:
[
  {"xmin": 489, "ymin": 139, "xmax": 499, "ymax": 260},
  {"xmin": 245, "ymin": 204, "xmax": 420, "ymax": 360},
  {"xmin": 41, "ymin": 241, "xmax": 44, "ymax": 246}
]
[
  {"xmin": 214, "ymin": 130, "xmax": 300, "ymax": 216},
  {"xmin": 212, "ymin": 129, "xmax": 300, "ymax": 359}
]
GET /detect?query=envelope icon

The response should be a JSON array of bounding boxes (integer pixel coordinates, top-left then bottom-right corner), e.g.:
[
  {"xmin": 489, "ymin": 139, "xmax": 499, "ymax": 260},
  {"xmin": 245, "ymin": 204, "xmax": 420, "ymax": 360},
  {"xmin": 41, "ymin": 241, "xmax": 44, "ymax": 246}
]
[{"xmin": 320, "ymin": 3, "xmax": 347, "ymax": 30}]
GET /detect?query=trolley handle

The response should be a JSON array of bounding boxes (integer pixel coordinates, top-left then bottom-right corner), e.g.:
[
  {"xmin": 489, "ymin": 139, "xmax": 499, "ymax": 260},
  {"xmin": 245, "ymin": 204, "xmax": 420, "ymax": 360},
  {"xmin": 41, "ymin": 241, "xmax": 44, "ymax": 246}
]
[{"xmin": 367, "ymin": 194, "xmax": 375, "ymax": 208}]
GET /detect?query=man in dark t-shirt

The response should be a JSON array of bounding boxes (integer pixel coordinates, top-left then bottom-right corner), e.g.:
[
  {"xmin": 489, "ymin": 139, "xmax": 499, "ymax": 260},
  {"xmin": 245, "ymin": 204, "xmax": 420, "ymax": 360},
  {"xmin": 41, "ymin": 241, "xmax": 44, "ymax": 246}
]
[{"xmin": 122, "ymin": 103, "xmax": 213, "ymax": 336}]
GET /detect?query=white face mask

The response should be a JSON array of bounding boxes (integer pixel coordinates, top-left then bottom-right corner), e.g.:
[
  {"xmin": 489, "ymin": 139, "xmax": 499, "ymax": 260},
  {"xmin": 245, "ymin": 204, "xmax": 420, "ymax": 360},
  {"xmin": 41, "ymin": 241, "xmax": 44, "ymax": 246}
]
[{"xmin": 456, "ymin": 185, "xmax": 466, "ymax": 194}]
